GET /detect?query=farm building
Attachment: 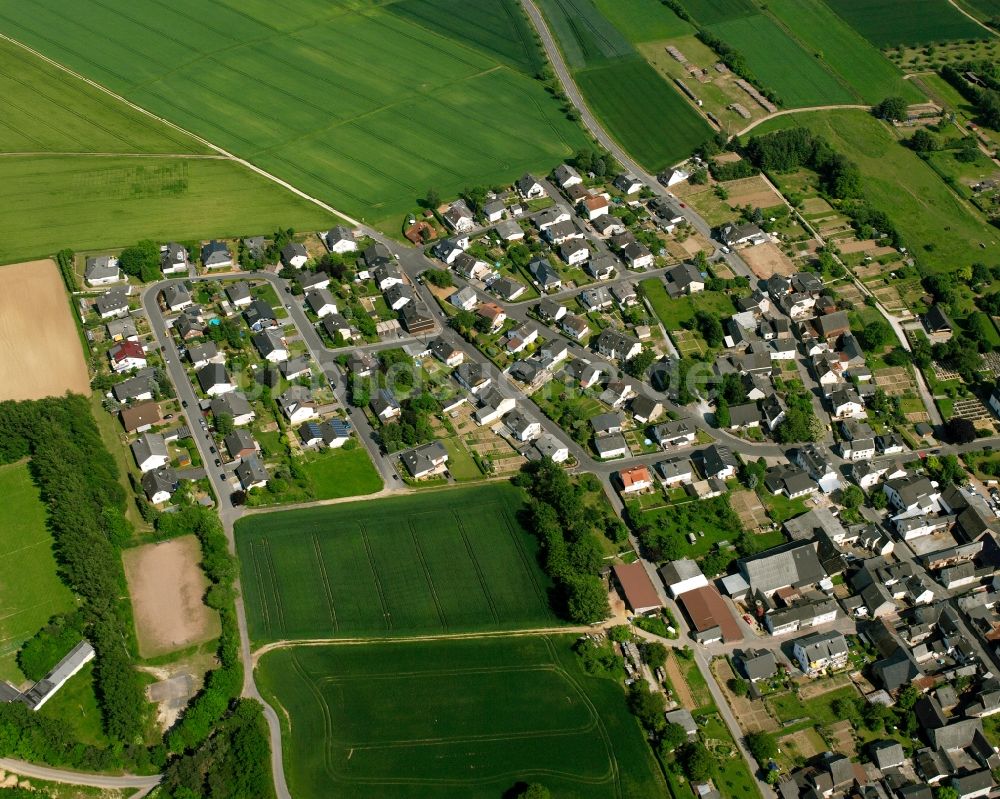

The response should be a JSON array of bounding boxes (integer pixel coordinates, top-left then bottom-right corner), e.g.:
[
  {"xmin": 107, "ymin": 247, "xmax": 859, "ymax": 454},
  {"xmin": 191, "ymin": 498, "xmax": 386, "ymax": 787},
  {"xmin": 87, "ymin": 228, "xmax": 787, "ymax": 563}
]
[
  {"xmin": 676, "ymin": 585, "xmax": 742, "ymax": 644},
  {"xmin": 19, "ymin": 641, "xmax": 95, "ymax": 711},
  {"xmin": 612, "ymin": 562, "xmax": 661, "ymax": 615}
]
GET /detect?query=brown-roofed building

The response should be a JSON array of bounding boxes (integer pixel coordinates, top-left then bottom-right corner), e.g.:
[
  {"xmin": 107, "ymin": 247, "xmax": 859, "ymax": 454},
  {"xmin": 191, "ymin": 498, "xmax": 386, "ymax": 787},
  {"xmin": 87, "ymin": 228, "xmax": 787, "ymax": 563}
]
[
  {"xmin": 119, "ymin": 401, "xmax": 162, "ymax": 434},
  {"xmin": 677, "ymin": 585, "xmax": 743, "ymax": 643},
  {"xmin": 612, "ymin": 562, "xmax": 661, "ymax": 615}
]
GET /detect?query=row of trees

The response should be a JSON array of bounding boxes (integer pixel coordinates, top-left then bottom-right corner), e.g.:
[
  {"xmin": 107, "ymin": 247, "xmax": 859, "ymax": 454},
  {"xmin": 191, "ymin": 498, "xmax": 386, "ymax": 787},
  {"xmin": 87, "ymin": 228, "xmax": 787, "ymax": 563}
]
[
  {"xmin": 513, "ymin": 460, "xmax": 610, "ymax": 623},
  {"xmin": 0, "ymin": 396, "xmax": 146, "ymax": 762},
  {"xmin": 744, "ymin": 127, "xmax": 862, "ymax": 200}
]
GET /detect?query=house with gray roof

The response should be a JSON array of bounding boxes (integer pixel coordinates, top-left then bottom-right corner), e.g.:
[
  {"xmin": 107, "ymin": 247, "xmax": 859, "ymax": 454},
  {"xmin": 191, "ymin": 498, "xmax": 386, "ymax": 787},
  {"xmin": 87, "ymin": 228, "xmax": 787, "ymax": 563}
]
[
  {"xmin": 201, "ymin": 240, "xmax": 232, "ymax": 268},
  {"xmin": 84, "ymin": 255, "xmax": 122, "ymax": 286},
  {"xmin": 236, "ymin": 454, "xmax": 268, "ymax": 490},
  {"xmin": 400, "ymin": 441, "xmax": 449, "ymax": 478}
]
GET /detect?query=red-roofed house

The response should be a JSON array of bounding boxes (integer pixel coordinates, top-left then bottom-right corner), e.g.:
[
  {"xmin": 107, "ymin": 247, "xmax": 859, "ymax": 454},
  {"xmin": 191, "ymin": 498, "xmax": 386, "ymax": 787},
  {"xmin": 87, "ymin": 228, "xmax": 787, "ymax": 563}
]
[
  {"xmin": 109, "ymin": 340, "xmax": 147, "ymax": 373},
  {"xmin": 618, "ymin": 465, "xmax": 653, "ymax": 495},
  {"xmin": 612, "ymin": 561, "xmax": 662, "ymax": 615},
  {"xmin": 582, "ymin": 194, "xmax": 610, "ymax": 221},
  {"xmin": 476, "ymin": 301, "xmax": 507, "ymax": 331}
]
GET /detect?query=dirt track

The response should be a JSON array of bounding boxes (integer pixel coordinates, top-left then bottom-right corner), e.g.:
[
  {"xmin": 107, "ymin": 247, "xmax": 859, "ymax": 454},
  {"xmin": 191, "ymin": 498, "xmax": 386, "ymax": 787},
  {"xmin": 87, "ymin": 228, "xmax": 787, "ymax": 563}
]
[
  {"xmin": 0, "ymin": 260, "xmax": 89, "ymax": 401},
  {"xmin": 123, "ymin": 536, "xmax": 220, "ymax": 658}
]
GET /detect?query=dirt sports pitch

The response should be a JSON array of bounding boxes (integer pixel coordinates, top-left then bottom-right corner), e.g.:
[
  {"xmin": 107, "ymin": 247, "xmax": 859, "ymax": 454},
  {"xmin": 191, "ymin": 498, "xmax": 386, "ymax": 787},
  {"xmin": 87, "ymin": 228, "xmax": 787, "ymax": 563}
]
[
  {"xmin": 123, "ymin": 535, "xmax": 220, "ymax": 658},
  {"xmin": 0, "ymin": 260, "xmax": 88, "ymax": 401}
]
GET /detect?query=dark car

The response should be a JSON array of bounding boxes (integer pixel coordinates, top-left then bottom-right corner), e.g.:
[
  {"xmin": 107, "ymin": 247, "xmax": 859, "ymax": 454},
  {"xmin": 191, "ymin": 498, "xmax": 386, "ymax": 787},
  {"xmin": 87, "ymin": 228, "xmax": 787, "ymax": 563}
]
[
  {"xmin": 210, "ymin": 446, "xmax": 217, "ymax": 454},
  {"xmin": 219, "ymin": 473, "xmax": 227, "ymax": 481},
  {"xmin": 182, "ymin": 400, "xmax": 188, "ymax": 408},
  {"xmin": 214, "ymin": 458, "xmax": 222, "ymax": 467}
]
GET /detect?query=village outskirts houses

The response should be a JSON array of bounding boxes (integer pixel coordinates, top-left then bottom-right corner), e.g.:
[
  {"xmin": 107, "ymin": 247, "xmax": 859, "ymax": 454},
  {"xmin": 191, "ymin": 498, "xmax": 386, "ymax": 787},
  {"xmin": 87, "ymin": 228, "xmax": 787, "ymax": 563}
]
[{"xmin": 85, "ymin": 255, "xmax": 123, "ymax": 287}]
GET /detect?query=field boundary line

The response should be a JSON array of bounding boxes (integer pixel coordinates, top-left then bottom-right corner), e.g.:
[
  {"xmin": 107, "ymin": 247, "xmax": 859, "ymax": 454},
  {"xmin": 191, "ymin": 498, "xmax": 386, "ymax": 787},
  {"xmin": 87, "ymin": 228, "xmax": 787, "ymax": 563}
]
[
  {"xmin": 453, "ymin": 511, "xmax": 501, "ymax": 625},
  {"xmin": 0, "ymin": 151, "xmax": 228, "ymax": 159},
  {"xmin": 357, "ymin": 522, "xmax": 392, "ymax": 631},
  {"xmin": 311, "ymin": 534, "xmax": 339, "ymax": 634},
  {"xmin": 252, "ymin": 625, "xmax": 591, "ymax": 663},
  {"xmin": 288, "ymin": 653, "xmax": 338, "ymax": 779},
  {"xmin": 735, "ymin": 103, "xmax": 871, "ymax": 136},
  {"xmin": 406, "ymin": 519, "xmax": 448, "ymax": 629},
  {"xmin": 0, "ymin": 30, "xmax": 363, "ymax": 227},
  {"xmin": 946, "ymin": 0, "xmax": 999, "ymax": 35}
]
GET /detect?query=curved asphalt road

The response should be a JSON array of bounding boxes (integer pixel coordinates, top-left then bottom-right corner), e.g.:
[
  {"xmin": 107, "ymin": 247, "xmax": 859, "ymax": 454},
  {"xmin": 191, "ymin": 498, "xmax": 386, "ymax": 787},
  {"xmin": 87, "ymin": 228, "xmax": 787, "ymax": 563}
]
[{"xmin": 0, "ymin": 759, "xmax": 160, "ymax": 791}]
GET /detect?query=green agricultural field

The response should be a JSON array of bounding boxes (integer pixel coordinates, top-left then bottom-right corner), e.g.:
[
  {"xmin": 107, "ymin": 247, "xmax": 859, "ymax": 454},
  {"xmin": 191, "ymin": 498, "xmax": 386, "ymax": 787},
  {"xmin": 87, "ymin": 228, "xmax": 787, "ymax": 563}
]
[
  {"xmin": 593, "ymin": 0, "xmax": 694, "ymax": 43},
  {"xmin": 0, "ymin": 0, "xmax": 587, "ymax": 229},
  {"xmin": 235, "ymin": 483, "xmax": 559, "ymax": 643},
  {"xmin": 388, "ymin": 0, "xmax": 545, "ymax": 74},
  {"xmin": 0, "ymin": 38, "xmax": 205, "ymax": 155},
  {"xmin": 679, "ymin": 0, "xmax": 758, "ymax": 25},
  {"xmin": 707, "ymin": 15, "xmax": 856, "ymax": 107},
  {"xmin": 825, "ymin": 0, "xmax": 987, "ymax": 46},
  {"xmin": 257, "ymin": 635, "xmax": 665, "ymax": 799},
  {"xmin": 0, "ymin": 156, "xmax": 337, "ymax": 264},
  {"xmin": 766, "ymin": 0, "xmax": 922, "ymax": 103},
  {"xmin": 0, "ymin": 461, "xmax": 76, "ymax": 683},
  {"xmin": 535, "ymin": 0, "xmax": 633, "ymax": 68},
  {"xmin": 961, "ymin": 0, "xmax": 1000, "ymax": 18},
  {"xmin": 300, "ymin": 446, "xmax": 383, "ymax": 500},
  {"xmin": 576, "ymin": 57, "xmax": 713, "ymax": 170},
  {"xmin": 536, "ymin": 0, "xmax": 711, "ymax": 170},
  {"xmin": 749, "ymin": 110, "xmax": 1000, "ymax": 272}
]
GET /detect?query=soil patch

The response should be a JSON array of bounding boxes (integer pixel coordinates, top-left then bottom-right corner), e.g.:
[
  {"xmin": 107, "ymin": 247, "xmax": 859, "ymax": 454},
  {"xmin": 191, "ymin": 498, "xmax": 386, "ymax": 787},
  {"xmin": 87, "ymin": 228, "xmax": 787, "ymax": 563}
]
[
  {"xmin": 665, "ymin": 652, "xmax": 696, "ymax": 710},
  {"xmin": 0, "ymin": 260, "xmax": 89, "ymax": 400},
  {"xmin": 741, "ymin": 242, "xmax": 796, "ymax": 278},
  {"xmin": 123, "ymin": 535, "xmax": 220, "ymax": 658}
]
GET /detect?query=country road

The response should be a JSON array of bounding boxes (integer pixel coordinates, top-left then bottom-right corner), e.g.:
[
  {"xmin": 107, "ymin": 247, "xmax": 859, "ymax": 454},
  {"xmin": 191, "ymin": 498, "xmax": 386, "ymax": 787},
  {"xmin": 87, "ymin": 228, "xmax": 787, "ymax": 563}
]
[
  {"xmin": 735, "ymin": 104, "xmax": 871, "ymax": 136},
  {"xmin": 0, "ymin": 759, "xmax": 160, "ymax": 791}
]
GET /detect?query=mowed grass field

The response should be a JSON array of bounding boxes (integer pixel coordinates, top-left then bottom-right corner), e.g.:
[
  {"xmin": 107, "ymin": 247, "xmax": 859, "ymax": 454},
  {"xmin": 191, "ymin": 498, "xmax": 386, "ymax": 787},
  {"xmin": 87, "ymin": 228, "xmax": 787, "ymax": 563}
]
[
  {"xmin": 300, "ymin": 446, "xmax": 383, "ymax": 500},
  {"xmin": 0, "ymin": 156, "xmax": 337, "ymax": 263},
  {"xmin": 706, "ymin": 15, "xmax": 856, "ymax": 107},
  {"xmin": 766, "ymin": 0, "xmax": 922, "ymax": 103},
  {"xmin": 537, "ymin": 0, "xmax": 712, "ymax": 170},
  {"xmin": 235, "ymin": 483, "xmax": 559, "ymax": 643},
  {"xmin": 825, "ymin": 0, "xmax": 988, "ymax": 46},
  {"xmin": 257, "ymin": 636, "xmax": 665, "ymax": 799},
  {"xmin": 0, "ymin": 0, "xmax": 587, "ymax": 229},
  {"xmin": 0, "ymin": 461, "xmax": 76, "ymax": 683},
  {"xmin": 750, "ymin": 110, "xmax": 1000, "ymax": 272}
]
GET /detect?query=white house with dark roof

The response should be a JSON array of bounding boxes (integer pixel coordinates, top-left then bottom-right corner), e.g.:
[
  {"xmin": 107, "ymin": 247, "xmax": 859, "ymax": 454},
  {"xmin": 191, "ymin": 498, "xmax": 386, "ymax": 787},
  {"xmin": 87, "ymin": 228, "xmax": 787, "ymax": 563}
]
[
  {"xmin": 196, "ymin": 363, "xmax": 235, "ymax": 396},
  {"xmin": 225, "ymin": 281, "xmax": 253, "ymax": 308},
  {"xmin": 201, "ymin": 240, "xmax": 232, "ymax": 269},
  {"xmin": 96, "ymin": 287, "xmax": 130, "ymax": 319},
  {"xmin": 516, "ymin": 173, "xmax": 544, "ymax": 200},
  {"xmin": 131, "ymin": 433, "xmax": 169, "ymax": 473},
  {"xmin": 160, "ymin": 243, "xmax": 189, "ymax": 275},
  {"xmin": 253, "ymin": 329, "xmax": 288, "ymax": 363},
  {"xmin": 553, "ymin": 163, "xmax": 582, "ymax": 189},
  {"xmin": 161, "ymin": 283, "xmax": 193, "ymax": 312},
  {"xmin": 211, "ymin": 392, "xmax": 255, "ymax": 427},
  {"xmin": 305, "ymin": 288, "xmax": 337, "ymax": 318},
  {"xmin": 85, "ymin": 255, "xmax": 122, "ymax": 287},
  {"xmin": 324, "ymin": 226, "xmax": 357, "ymax": 253},
  {"xmin": 443, "ymin": 199, "xmax": 475, "ymax": 232},
  {"xmin": 280, "ymin": 242, "xmax": 308, "ymax": 269}
]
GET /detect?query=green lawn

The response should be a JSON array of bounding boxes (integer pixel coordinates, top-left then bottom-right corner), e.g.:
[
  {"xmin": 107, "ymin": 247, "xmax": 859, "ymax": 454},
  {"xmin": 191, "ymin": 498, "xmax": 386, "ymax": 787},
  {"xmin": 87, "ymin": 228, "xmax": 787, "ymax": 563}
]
[
  {"xmin": 749, "ymin": 109, "xmax": 1000, "ymax": 273},
  {"xmin": 235, "ymin": 483, "xmax": 559, "ymax": 643},
  {"xmin": 257, "ymin": 635, "xmax": 665, "ymax": 799},
  {"xmin": 0, "ymin": 461, "xmax": 76, "ymax": 683},
  {"xmin": 765, "ymin": 0, "xmax": 922, "ymax": 104},
  {"xmin": 441, "ymin": 437, "xmax": 484, "ymax": 481},
  {"xmin": 825, "ymin": 0, "xmax": 987, "ymax": 46},
  {"xmin": 628, "ymin": 495, "xmax": 745, "ymax": 560},
  {"xmin": 0, "ymin": 0, "xmax": 587, "ymax": 229},
  {"xmin": 640, "ymin": 279, "xmax": 737, "ymax": 333},
  {"xmin": 697, "ymin": 712, "xmax": 760, "ymax": 799},
  {"xmin": 300, "ymin": 446, "xmax": 383, "ymax": 500},
  {"xmin": 757, "ymin": 489, "xmax": 809, "ymax": 524},
  {"xmin": 0, "ymin": 156, "xmax": 338, "ymax": 264},
  {"xmin": 37, "ymin": 661, "xmax": 107, "ymax": 746},
  {"xmin": 767, "ymin": 684, "xmax": 860, "ymax": 724},
  {"xmin": 706, "ymin": 14, "xmax": 856, "ymax": 107}
]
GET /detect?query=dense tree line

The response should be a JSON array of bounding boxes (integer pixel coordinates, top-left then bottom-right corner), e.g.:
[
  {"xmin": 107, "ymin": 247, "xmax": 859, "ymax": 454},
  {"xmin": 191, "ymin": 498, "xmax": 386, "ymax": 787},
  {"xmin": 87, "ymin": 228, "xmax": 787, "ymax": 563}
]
[
  {"xmin": 743, "ymin": 127, "xmax": 862, "ymax": 199},
  {"xmin": 942, "ymin": 63, "xmax": 1000, "ymax": 130},
  {"xmin": 157, "ymin": 700, "xmax": 273, "ymax": 799},
  {"xmin": 0, "ymin": 396, "xmax": 146, "ymax": 745},
  {"xmin": 513, "ymin": 461, "xmax": 611, "ymax": 623}
]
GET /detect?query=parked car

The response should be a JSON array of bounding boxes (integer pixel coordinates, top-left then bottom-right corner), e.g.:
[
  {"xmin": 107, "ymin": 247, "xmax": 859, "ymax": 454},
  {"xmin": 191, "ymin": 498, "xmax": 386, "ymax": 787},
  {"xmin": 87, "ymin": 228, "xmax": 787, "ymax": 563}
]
[{"xmin": 214, "ymin": 458, "xmax": 221, "ymax": 467}]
